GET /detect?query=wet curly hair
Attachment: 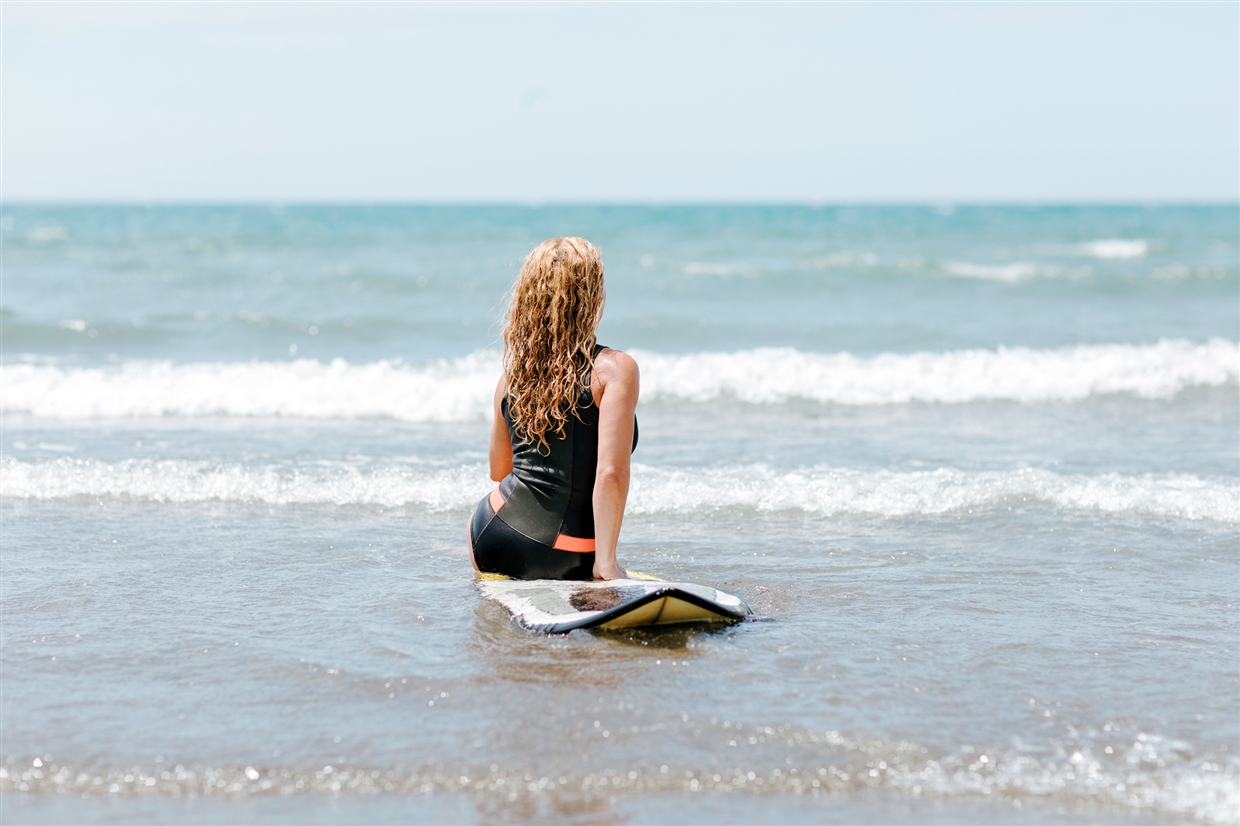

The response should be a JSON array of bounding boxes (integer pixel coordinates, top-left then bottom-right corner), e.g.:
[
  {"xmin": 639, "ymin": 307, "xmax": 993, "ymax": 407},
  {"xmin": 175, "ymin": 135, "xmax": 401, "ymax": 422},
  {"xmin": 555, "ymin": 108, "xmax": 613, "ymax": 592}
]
[{"xmin": 502, "ymin": 237, "xmax": 606, "ymax": 450}]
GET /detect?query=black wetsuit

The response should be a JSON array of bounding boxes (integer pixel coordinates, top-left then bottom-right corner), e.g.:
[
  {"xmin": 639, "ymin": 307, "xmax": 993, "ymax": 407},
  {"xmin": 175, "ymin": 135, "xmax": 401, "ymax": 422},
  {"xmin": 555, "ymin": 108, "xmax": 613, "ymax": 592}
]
[{"xmin": 469, "ymin": 350, "xmax": 638, "ymax": 580}]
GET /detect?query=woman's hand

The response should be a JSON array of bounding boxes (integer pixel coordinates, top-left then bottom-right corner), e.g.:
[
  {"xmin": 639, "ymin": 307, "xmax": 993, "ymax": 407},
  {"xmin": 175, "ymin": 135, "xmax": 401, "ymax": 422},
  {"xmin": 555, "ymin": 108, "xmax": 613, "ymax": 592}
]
[{"xmin": 593, "ymin": 560, "xmax": 628, "ymax": 581}]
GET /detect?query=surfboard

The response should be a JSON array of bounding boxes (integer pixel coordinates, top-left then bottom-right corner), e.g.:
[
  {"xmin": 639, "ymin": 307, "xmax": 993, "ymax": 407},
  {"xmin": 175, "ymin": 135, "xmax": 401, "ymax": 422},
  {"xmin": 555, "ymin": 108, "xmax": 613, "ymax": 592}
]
[{"xmin": 476, "ymin": 577, "xmax": 750, "ymax": 633}]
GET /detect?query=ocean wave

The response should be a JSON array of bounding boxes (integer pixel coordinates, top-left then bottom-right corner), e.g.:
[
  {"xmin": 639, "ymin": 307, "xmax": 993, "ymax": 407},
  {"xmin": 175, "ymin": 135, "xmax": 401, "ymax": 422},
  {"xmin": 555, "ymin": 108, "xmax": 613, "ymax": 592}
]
[
  {"xmin": 634, "ymin": 465, "xmax": 1238, "ymax": 523},
  {"xmin": 802, "ymin": 252, "xmax": 879, "ymax": 269},
  {"xmin": 635, "ymin": 339, "xmax": 1237, "ymax": 406},
  {"xmin": 1, "ymin": 351, "xmax": 500, "ymax": 421},
  {"xmin": 943, "ymin": 261, "xmax": 1065, "ymax": 282},
  {"xmin": 944, "ymin": 240, "xmax": 1150, "ymax": 280},
  {"xmin": 1, "ymin": 339, "xmax": 1233, "ymax": 420},
  {"xmin": 1076, "ymin": 239, "xmax": 1149, "ymax": 259},
  {"xmin": 3, "ymin": 459, "xmax": 1234, "ymax": 523},
  {"xmin": 4, "ymin": 730, "xmax": 1235, "ymax": 823},
  {"xmin": 24, "ymin": 226, "xmax": 68, "ymax": 243}
]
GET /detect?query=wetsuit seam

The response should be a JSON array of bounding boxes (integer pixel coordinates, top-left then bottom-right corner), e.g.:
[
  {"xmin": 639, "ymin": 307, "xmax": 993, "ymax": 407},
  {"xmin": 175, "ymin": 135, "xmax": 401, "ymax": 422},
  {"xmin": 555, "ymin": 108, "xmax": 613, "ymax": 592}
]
[{"xmin": 492, "ymin": 504, "xmax": 553, "ymax": 548}]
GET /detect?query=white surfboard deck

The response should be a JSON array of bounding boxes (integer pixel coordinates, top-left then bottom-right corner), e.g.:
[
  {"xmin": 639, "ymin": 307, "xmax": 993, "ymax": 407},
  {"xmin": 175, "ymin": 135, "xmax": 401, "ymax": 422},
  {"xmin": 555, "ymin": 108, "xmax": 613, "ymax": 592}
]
[{"xmin": 477, "ymin": 578, "xmax": 750, "ymax": 633}]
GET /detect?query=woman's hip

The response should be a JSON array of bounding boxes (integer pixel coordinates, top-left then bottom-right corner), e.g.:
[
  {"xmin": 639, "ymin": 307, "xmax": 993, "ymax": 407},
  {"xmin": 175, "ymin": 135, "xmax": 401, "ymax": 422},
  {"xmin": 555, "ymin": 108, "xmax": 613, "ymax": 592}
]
[{"xmin": 469, "ymin": 491, "xmax": 594, "ymax": 581}]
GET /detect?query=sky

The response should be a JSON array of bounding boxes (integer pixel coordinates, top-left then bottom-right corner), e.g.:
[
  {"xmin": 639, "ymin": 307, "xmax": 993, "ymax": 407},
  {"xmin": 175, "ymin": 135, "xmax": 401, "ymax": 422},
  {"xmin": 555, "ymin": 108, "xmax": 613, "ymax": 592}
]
[{"xmin": 4, "ymin": 1, "xmax": 1238, "ymax": 203}]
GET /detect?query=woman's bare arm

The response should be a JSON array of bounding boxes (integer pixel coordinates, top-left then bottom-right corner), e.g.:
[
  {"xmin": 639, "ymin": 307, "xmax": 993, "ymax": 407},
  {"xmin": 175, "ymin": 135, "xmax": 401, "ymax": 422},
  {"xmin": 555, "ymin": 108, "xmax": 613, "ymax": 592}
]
[
  {"xmin": 591, "ymin": 349, "xmax": 640, "ymax": 580},
  {"xmin": 488, "ymin": 375, "xmax": 513, "ymax": 482}
]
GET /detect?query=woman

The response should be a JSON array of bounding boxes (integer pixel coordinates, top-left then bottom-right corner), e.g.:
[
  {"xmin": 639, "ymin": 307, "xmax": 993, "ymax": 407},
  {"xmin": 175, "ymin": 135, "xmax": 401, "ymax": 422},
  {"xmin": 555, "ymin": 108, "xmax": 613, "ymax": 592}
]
[{"xmin": 469, "ymin": 237, "xmax": 639, "ymax": 581}]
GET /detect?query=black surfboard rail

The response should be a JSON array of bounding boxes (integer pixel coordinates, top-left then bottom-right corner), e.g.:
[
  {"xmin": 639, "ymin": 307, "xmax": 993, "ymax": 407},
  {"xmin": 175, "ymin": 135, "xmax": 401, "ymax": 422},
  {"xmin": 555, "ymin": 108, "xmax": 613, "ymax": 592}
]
[{"xmin": 529, "ymin": 585, "xmax": 751, "ymax": 634}]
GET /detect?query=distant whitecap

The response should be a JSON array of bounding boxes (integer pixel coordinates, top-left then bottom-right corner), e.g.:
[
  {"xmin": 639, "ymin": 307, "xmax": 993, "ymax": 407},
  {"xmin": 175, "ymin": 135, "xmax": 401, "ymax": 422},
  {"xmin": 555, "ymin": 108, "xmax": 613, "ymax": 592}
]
[{"xmin": 1076, "ymin": 238, "xmax": 1149, "ymax": 259}]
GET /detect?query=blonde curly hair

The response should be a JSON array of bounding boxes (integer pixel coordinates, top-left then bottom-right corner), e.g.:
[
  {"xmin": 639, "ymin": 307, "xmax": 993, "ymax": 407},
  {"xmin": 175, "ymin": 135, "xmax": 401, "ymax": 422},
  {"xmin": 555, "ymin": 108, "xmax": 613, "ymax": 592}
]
[{"xmin": 502, "ymin": 237, "xmax": 606, "ymax": 449}]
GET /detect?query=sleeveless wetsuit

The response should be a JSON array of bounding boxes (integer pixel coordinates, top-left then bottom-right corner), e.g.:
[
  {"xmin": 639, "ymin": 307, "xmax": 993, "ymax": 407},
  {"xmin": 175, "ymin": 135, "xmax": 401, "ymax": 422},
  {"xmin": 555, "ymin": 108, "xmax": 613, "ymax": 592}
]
[{"xmin": 469, "ymin": 348, "xmax": 638, "ymax": 581}]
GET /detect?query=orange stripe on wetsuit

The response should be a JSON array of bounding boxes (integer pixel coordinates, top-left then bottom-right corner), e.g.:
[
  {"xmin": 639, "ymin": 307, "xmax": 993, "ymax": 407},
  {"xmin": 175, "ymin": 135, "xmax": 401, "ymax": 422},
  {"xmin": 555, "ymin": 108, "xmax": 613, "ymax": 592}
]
[{"xmin": 488, "ymin": 485, "xmax": 596, "ymax": 552}]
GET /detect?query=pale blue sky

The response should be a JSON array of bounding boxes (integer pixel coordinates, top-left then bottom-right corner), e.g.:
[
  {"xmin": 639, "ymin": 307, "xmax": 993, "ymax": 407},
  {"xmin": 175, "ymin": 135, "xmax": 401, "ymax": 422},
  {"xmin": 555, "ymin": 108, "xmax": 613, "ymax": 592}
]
[{"xmin": 6, "ymin": 2, "xmax": 1237, "ymax": 202}]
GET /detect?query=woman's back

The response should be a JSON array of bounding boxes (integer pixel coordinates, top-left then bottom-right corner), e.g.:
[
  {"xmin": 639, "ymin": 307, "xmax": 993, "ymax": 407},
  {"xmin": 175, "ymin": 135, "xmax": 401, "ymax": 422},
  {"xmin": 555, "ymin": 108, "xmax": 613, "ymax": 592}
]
[
  {"xmin": 469, "ymin": 237, "xmax": 639, "ymax": 581},
  {"xmin": 499, "ymin": 355, "xmax": 638, "ymax": 547}
]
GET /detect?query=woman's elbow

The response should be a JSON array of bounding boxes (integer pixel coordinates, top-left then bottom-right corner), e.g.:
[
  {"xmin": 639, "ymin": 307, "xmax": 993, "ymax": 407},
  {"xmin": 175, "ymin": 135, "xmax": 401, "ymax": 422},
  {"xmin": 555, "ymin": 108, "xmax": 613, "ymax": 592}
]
[
  {"xmin": 596, "ymin": 465, "xmax": 629, "ymax": 491},
  {"xmin": 489, "ymin": 456, "xmax": 511, "ymax": 482}
]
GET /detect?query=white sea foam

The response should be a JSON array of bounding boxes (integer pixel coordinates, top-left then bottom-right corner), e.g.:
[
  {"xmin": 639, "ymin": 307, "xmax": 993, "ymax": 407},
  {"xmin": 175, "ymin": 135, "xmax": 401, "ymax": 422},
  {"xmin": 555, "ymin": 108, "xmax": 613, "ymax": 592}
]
[
  {"xmin": 1077, "ymin": 238, "xmax": 1149, "ymax": 259},
  {"xmin": 3, "ymin": 459, "xmax": 1234, "ymax": 523},
  {"xmin": 635, "ymin": 338, "xmax": 1238, "ymax": 406},
  {"xmin": 4, "ymin": 741, "xmax": 1234, "ymax": 823},
  {"xmin": 943, "ymin": 261, "xmax": 1048, "ymax": 282},
  {"xmin": 944, "ymin": 261, "xmax": 1100, "ymax": 281},
  {"xmin": 896, "ymin": 733, "xmax": 1240, "ymax": 825},
  {"xmin": 4, "ymin": 746, "xmax": 1234, "ymax": 823},
  {"xmin": 1, "ymin": 351, "xmax": 500, "ymax": 421},
  {"xmin": 946, "ymin": 241, "xmax": 1150, "ymax": 278},
  {"xmin": 803, "ymin": 252, "xmax": 879, "ymax": 269},
  {"xmin": 2, "ymin": 340, "xmax": 1234, "ymax": 421},
  {"xmin": 627, "ymin": 464, "xmax": 1239, "ymax": 523},
  {"xmin": 0, "ymin": 457, "xmax": 485, "ymax": 510},
  {"xmin": 26, "ymin": 226, "xmax": 68, "ymax": 243}
]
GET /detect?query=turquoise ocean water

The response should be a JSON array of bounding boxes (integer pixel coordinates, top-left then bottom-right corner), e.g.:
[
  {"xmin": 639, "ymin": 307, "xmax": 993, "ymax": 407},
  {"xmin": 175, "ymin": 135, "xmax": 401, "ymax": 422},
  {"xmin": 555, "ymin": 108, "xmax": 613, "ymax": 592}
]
[{"xmin": 2, "ymin": 205, "xmax": 1237, "ymax": 824}]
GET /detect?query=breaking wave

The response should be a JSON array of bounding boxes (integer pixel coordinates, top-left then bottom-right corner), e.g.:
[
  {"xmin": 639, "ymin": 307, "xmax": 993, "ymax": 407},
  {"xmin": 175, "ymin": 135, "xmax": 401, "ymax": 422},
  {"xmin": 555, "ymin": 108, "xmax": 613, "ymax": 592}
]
[
  {"xmin": 1, "ymin": 339, "xmax": 1234, "ymax": 420},
  {"xmin": 1076, "ymin": 238, "xmax": 1149, "ymax": 259},
  {"xmin": 943, "ymin": 261, "xmax": 1073, "ymax": 282},
  {"xmin": 4, "ymin": 727, "xmax": 1236, "ymax": 824},
  {"xmin": 3, "ymin": 459, "xmax": 1234, "ymax": 523},
  {"xmin": 635, "ymin": 339, "xmax": 1236, "ymax": 405}
]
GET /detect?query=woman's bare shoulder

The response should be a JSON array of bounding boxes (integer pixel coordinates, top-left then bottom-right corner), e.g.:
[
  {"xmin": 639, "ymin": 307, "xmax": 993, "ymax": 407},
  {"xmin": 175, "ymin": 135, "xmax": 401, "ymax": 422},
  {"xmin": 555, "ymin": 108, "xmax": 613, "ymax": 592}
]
[{"xmin": 595, "ymin": 347, "xmax": 639, "ymax": 382}]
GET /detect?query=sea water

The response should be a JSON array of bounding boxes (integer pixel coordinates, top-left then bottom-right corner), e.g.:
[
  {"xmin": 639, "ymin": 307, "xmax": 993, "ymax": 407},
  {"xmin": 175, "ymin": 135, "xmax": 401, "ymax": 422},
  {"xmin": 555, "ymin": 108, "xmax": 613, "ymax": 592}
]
[{"xmin": 2, "ymin": 205, "xmax": 1236, "ymax": 824}]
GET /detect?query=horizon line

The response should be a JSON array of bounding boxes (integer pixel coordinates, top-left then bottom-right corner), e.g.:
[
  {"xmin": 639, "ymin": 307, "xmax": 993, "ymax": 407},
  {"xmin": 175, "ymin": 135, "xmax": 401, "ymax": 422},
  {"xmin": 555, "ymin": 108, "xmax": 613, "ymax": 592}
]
[{"xmin": 3, "ymin": 198, "xmax": 1238, "ymax": 208}]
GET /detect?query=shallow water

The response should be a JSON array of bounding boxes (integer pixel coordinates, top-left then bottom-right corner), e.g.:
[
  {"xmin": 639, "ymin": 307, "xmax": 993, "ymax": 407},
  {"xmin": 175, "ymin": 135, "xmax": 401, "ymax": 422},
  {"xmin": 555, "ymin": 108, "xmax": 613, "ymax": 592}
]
[{"xmin": 2, "ymin": 205, "xmax": 1237, "ymax": 823}]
